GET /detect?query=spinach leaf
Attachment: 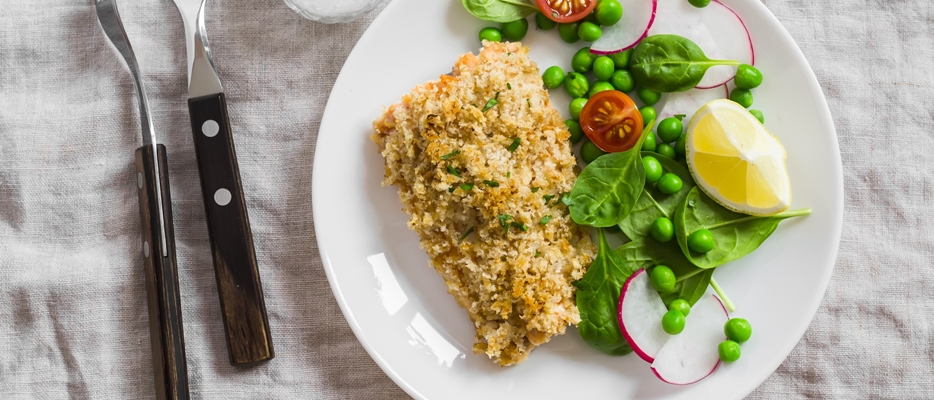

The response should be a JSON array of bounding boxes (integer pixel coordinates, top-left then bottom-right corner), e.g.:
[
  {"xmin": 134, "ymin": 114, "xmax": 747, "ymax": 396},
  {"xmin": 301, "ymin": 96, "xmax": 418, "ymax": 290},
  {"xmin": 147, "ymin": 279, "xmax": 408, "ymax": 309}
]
[
  {"xmin": 629, "ymin": 35, "xmax": 741, "ymax": 93},
  {"xmin": 462, "ymin": 0, "xmax": 538, "ymax": 23},
  {"xmin": 576, "ymin": 229, "xmax": 633, "ymax": 356},
  {"xmin": 674, "ymin": 187, "xmax": 812, "ymax": 269},
  {"xmin": 568, "ymin": 121, "xmax": 655, "ymax": 228},
  {"xmin": 614, "ymin": 238, "xmax": 710, "ymax": 307},
  {"xmin": 618, "ymin": 152, "xmax": 696, "ymax": 239}
]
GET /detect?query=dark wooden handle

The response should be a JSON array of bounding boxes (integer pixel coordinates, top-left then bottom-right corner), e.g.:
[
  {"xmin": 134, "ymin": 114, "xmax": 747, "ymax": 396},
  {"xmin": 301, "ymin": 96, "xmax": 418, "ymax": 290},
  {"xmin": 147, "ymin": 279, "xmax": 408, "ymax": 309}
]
[
  {"xmin": 135, "ymin": 144, "xmax": 190, "ymax": 400},
  {"xmin": 187, "ymin": 93, "xmax": 275, "ymax": 366}
]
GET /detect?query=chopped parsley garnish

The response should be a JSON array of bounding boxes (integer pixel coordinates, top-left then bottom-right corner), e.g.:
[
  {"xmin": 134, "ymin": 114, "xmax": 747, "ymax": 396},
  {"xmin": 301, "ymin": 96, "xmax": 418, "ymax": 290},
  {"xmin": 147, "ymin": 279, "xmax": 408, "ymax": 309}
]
[
  {"xmin": 535, "ymin": 251, "xmax": 542, "ymax": 258},
  {"xmin": 506, "ymin": 138, "xmax": 520, "ymax": 152},
  {"xmin": 441, "ymin": 150, "xmax": 461, "ymax": 160},
  {"xmin": 458, "ymin": 226, "xmax": 474, "ymax": 243},
  {"xmin": 560, "ymin": 192, "xmax": 573, "ymax": 206},
  {"xmin": 526, "ymin": 99, "xmax": 532, "ymax": 108},
  {"xmin": 531, "ymin": 187, "xmax": 540, "ymax": 193},
  {"xmin": 542, "ymin": 194, "xmax": 555, "ymax": 203},
  {"xmin": 460, "ymin": 183, "xmax": 474, "ymax": 191},
  {"xmin": 510, "ymin": 222, "xmax": 528, "ymax": 232},
  {"xmin": 539, "ymin": 215, "xmax": 553, "ymax": 225},
  {"xmin": 507, "ymin": 172, "xmax": 511, "ymax": 178},
  {"xmin": 448, "ymin": 187, "xmax": 456, "ymax": 193},
  {"xmin": 507, "ymin": 83, "xmax": 512, "ymax": 90},
  {"xmin": 484, "ymin": 180, "xmax": 500, "ymax": 187},
  {"xmin": 446, "ymin": 165, "xmax": 461, "ymax": 177},
  {"xmin": 498, "ymin": 214, "xmax": 513, "ymax": 234},
  {"xmin": 481, "ymin": 98, "xmax": 499, "ymax": 112}
]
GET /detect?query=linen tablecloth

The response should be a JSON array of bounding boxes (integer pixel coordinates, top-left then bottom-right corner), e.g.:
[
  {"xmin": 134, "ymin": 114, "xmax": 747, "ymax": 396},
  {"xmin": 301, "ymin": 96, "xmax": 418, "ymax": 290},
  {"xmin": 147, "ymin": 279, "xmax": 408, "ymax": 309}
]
[{"xmin": 0, "ymin": 0, "xmax": 929, "ymax": 398}]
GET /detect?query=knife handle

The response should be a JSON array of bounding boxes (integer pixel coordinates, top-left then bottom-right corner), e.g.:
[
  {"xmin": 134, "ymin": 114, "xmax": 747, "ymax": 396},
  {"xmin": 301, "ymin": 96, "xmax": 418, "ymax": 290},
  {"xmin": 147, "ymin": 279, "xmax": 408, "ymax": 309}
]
[
  {"xmin": 135, "ymin": 145, "xmax": 190, "ymax": 400},
  {"xmin": 187, "ymin": 93, "xmax": 275, "ymax": 366}
]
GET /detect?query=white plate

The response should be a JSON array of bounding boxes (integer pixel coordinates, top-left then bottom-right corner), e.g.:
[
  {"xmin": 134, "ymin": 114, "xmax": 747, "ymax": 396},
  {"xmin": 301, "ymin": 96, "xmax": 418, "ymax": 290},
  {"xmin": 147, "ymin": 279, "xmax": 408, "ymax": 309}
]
[{"xmin": 312, "ymin": 0, "xmax": 843, "ymax": 398}]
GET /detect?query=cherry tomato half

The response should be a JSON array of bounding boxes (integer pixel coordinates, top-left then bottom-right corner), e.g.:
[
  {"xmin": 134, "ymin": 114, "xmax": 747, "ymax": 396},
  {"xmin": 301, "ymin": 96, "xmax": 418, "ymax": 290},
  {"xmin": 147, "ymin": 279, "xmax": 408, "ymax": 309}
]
[
  {"xmin": 580, "ymin": 90, "xmax": 644, "ymax": 153},
  {"xmin": 536, "ymin": 0, "xmax": 597, "ymax": 23}
]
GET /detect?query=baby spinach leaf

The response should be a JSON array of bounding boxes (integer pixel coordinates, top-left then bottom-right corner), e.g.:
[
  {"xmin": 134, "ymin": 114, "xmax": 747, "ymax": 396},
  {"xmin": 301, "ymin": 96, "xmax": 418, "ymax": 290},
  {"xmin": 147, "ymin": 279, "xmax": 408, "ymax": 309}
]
[
  {"xmin": 614, "ymin": 238, "xmax": 710, "ymax": 307},
  {"xmin": 618, "ymin": 152, "xmax": 696, "ymax": 239},
  {"xmin": 674, "ymin": 187, "xmax": 812, "ymax": 269},
  {"xmin": 569, "ymin": 121, "xmax": 655, "ymax": 228},
  {"xmin": 629, "ymin": 35, "xmax": 741, "ymax": 93},
  {"xmin": 462, "ymin": 0, "xmax": 538, "ymax": 23},
  {"xmin": 576, "ymin": 229, "xmax": 633, "ymax": 356}
]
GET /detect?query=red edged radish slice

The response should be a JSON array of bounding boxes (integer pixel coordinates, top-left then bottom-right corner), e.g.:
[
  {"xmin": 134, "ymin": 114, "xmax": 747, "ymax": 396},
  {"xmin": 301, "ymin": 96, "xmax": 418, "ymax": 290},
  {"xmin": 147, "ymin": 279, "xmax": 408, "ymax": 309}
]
[
  {"xmin": 647, "ymin": 0, "xmax": 753, "ymax": 88},
  {"xmin": 591, "ymin": 0, "xmax": 658, "ymax": 55},
  {"xmin": 617, "ymin": 268, "xmax": 670, "ymax": 363},
  {"xmin": 651, "ymin": 294, "xmax": 729, "ymax": 385},
  {"xmin": 656, "ymin": 85, "xmax": 729, "ymax": 123}
]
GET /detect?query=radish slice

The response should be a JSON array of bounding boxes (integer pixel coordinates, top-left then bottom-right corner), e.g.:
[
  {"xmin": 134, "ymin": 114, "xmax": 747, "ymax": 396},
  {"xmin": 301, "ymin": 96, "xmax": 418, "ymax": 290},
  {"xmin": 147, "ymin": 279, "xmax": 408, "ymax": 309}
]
[
  {"xmin": 650, "ymin": 295, "xmax": 729, "ymax": 385},
  {"xmin": 647, "ymin": 0, "xmax": 753, "ymax": 88},
  {"xmin": 656, "ymin": 85, "xmax": 729, "ymax": 123},
  {"xmin": 591, "ymin": 0, "xmax": 658, "ymax": 55},
  {"xmin": 617, "ymin": 268, "xmax": 670, "ymax": 363}
]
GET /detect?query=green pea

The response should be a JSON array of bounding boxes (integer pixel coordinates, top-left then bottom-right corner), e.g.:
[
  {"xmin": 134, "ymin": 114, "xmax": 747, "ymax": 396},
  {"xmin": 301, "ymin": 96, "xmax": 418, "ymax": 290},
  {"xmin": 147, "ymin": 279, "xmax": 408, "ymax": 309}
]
[
  {"xmin": 571, "ymin": 47, "xmax": 597, "ymax": 73},
  {"xmin": 734, "ymin": 64, "xmax": 763, "ymax": 89},
  {"xmin": 662, "ymin": 309, "xmax": 686, "ymax": 335},
  {"xmin": 657, "ymin": 117, "xmax": 683, "ymax": 143},
  {"xmin": 643, "ymin": 131, "xmax": 657, "ymax": 152},
  {"xmin": 749, "ymin": 109, "xmax": 765, "ymax": 124},
  {"xmin": 595, "ymin": 0, "xmax": 624, "ymax": 26},
  {"xmin": 638, "ymin": 87, "xmax": 661, "ymax": 106},
  {"xmin": 687, "ymin": 229, "xmax": 715, "ymax": 253},
  {"xmin": 650, "ymin": 265, "xmax": 676, "ymax": 292},
  {"xmin": 581, "ymin": 140, "xmax": 607, "ymax": 163},
  {"xmin": 675, "ymin": 133, "xmax": 686, "ymax": 158},
  {"xmin": 558, "ymin": 22, "xmax": 581, "ymax": 43},
  {"xmin": 640, "ymin": 106, "xmax": 657, "ymax": 126},
  {"xmin": 718, "ymin": 340, "xmax": 741, "ymax": 362},
  {"xmin": 608, "ymin": 49, "xmax": 632, "ymax": 68},
  {"xmin": 730, "ymin": 88, "xmax": 754, "ymax": 108},
  {"xmin": 500, "ymin": 19, "xmax": 529, "ymax": 42},
  {"xmin": 569, "ymin": 98, "xmax": 588, "ymax": 120},
  {"xmin": 542, "ymin": 66, "xmax": 565, "ymax": 89},
  {"xmin": 479, "ymin": 27, "xmax": 502, "ymax": 43},
  {"xmin": 724, "ymin": 318, "xmax": 752, "ymax": 343},
  {"xmin": 535, "ymin": 12, "xmax": 557, "ymax": 31},
  {"xmin": 588, "ymin": 81, "xmax": 615, "ymax": 98},
  {"xmin": 578, "ymin": 22, "xmax": 602, "ymax": 42},
  {"xmin": 669, "ymin": 299, "xmax": 691, "ymax": 317},
  {"xmin": 657, "ymin": 173, "xmax": 682, "ymax": 194},
  {"xmin": 643, "ymin": 156, "xmax": 663, "ymax": 183},
  {"xmin": 564, "ymin": 72, "xmax": 590, "ymax": 99},
  {"xmin": 593, "ymin": 56, "xmax": 616, "ymax": 81},
  {"xmin": 566, "ymin": 119, "xmax": 584, "ymax": 144},
  {"xmin": 689, "ymin": 0, "xmax": 711, "ymax": 7},
  {"xmin": 610, "ymin": 70, "xmax": 635, "ymax": 93},
  {"xmin": 656, "ymin": 143, "xmax": 675, "ymax": 159},
  {"xmin": 650, "ymin": 217, "xmax": 674, "ymax": 243}
]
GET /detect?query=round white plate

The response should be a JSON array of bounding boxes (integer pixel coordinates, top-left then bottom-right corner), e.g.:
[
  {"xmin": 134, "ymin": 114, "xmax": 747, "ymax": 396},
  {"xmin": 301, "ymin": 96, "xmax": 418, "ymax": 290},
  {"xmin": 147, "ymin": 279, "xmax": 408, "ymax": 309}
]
[{"xmin": 313, "ymin": 0, "xmax": 843, "ymax": 398}]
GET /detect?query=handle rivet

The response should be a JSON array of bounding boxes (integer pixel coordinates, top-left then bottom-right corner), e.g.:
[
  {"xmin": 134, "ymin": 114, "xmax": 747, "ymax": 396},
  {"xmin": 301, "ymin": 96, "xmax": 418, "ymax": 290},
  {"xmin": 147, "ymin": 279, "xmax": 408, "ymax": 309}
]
[
  {"xmin": 202, "ymin": 120, "xmax": 220, "ymax": 137},
  {"xmin": 214, "ymin": 188, "xmax": 232, "ymax": 206},
  {"xmin": 143, "ymin": 241, "xmax": 150, "ymax": 258},
  {"xmin": 137, "ymin": 172, "xmax": 143, "ymax": 189}
]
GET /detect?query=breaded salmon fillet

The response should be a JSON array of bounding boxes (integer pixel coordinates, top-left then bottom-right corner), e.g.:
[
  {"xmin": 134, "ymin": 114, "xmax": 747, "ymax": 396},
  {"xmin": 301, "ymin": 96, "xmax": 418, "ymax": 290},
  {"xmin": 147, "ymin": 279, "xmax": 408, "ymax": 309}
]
[{"xmin": 371, "ymin": 41, "xmax": 595, "ymax": 366}]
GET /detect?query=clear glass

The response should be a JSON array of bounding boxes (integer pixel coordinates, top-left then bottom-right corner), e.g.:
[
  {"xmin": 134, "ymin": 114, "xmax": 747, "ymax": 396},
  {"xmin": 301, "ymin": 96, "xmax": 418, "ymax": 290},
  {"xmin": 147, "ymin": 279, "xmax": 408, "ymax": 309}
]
[{"xmin": 282, "ymin": 0, "xmax": 381, "ymax": 24}]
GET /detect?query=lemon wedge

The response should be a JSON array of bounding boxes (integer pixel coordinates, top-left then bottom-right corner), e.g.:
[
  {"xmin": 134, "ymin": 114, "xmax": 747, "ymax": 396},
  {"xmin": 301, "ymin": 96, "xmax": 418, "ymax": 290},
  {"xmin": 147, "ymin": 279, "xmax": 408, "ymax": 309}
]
[{"xmin": 685, "ymin": 99, "xmax": 791, "ymax": 216}]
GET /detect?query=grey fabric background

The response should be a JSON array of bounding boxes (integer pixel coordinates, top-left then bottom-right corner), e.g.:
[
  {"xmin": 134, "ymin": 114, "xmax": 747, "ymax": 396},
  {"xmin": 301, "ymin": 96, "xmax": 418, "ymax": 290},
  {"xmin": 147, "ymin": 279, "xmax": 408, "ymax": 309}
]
[{"xmin": 0, "ymin": 0, "xmax": 928, "ymax": 398}]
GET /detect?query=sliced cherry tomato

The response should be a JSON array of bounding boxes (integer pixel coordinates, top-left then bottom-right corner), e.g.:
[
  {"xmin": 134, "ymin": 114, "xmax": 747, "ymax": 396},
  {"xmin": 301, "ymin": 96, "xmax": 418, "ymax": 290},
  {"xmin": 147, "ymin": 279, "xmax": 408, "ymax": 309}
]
[
  {"xmin": 580, "ymin": 90, "xmax": 644, "ymax": 153},
  {"xmin": 537, "ymin": 0, "xmax": 597, "ymax": 23}
]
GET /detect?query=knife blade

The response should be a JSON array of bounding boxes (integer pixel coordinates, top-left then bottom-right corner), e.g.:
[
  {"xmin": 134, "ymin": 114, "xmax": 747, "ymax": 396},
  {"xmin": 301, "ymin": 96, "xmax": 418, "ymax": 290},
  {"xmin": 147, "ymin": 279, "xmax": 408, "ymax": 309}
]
[
  {"xmin": 171, "ymin": 0, "xmax": 275, "ymax": 366},
  {"xmin": 94, "ymin": 0, "xmax": 190, "ymax": 398}
]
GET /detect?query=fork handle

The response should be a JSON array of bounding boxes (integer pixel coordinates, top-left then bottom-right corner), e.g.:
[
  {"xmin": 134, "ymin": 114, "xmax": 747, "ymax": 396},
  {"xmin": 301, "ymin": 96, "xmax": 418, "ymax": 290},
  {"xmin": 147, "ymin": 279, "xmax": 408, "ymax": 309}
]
[
  {"xmin": 187, "ymin": 92, "xmax": 275, "ymax": 365},
  {"xmin": 135, "ymin": 145, "xmax": 190, "ymax": 400}
]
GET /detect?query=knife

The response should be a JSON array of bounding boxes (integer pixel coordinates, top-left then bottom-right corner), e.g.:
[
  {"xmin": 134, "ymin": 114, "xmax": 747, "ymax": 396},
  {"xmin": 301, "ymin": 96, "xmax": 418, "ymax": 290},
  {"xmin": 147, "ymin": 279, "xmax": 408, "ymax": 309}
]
[
  {"xmin": 94, "ymin": 0, "xmax": 190, "ymax": 398},
  {"xmin": 171, "ymin": 0, "xmax": 275, "ymax": 365}
]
